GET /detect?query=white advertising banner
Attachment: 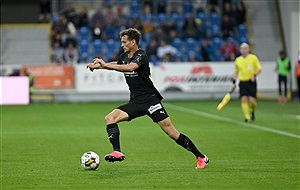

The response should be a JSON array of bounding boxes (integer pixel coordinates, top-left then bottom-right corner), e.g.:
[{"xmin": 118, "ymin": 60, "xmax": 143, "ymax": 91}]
[
  {"xmin": 256, "ymin": 61, "xmax": 277, "ymax": 91},
  {"xmin": 75, "ymin": 65, "xmax": 128, "ymax": 92},
  {"xmin": 75, "ymin": 62, "xmax": 278, "ymax": 93},
  {"xmin": 153, "ymin": 63, "xmax": 234, "ymax": 92}
]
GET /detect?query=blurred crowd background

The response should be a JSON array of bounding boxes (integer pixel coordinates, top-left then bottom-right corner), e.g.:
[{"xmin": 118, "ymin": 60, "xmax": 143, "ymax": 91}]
[{"xmin": 48, "ymin": 0, "xmax": 249, "ymax": 65}]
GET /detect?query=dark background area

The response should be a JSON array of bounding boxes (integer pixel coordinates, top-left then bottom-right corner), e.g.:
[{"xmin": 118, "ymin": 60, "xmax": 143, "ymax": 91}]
[{"xmin": 1, "ymin": 0, "xmax": 40, "ymax": 24}]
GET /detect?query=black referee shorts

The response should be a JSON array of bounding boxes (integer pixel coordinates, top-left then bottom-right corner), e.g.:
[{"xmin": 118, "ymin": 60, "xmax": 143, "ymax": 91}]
[
  {"xmin": 239, "ymin": 80, "xmax": 257, "ymax": 98},
  {"xmin": 117, "ymin": 96, "xmax": 169, "ymax": 123}
]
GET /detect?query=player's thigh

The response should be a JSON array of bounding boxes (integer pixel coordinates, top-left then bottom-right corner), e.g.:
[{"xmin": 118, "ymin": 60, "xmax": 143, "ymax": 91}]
[
  {"xmin": 117, "ymin": 102, "xmax": 145, "ymax": 121},
  {"xmin": 157, "ymin": 117, "xmax": 180, "ymax": 140},
  {"xmin": 105, "ymin": 108, "xmax": 129, "ymax": 124}
]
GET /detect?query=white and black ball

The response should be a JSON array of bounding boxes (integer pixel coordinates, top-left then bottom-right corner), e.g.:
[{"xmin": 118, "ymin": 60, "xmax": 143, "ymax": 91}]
[{"xmin": 80, "ymin": 151, "xmax": 100, "ymax": 170}]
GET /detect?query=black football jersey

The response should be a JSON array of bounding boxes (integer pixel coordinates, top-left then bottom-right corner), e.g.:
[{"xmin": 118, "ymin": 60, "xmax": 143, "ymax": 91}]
[{"xmin": 117, "ymin": 49, "xmax": 163, "ymax": 102}]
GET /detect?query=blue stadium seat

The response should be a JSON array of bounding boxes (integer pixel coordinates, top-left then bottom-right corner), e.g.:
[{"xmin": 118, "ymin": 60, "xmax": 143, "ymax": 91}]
[
  {"xmin": 142, "ymin": 14, "xmax": 154, "ymax": 22},
  {"xmin": 183, "ymin": 1, "xmax": 193, "ymax": 14},
  {"xmin": 173, "ymin": 51, "xmax": 185, "ymax": 62},
  {"xmin": 105, "ymin": 26, "xmax": 116, "ymax": 39},
  {"xmin": 211, "ymin": 37, "xmax": 224, "ymax": 61},
  {"xmin": 212, "ymin": 37, "xmax": 223, "ymax": 51},
  {"xmin": 149, "ymin": 55, "xmax": 158, "ymax": 66},
  {"xmin": 79, "ymin": 52, "xmax": 90, "ymax": 63},
  {"xmin": 117, "ymin": 0, "xmax": 125, "ymax": 4},
  {"xmin": 105, "ymin": 39, "xmax": 117, "ymax": 57},
  {"xmin": 169, "ymin": 13, "xmax": 183, "ymax": 33},
  {"xmin": 51, "ymin": 15, "xmax": 58, "ymax": 23},
  {"xmin": 130, "ymin": 0, "xmax": 140, "ymax": 17},
  {"xmin": 237, "ymin": 24, "xmax": 248, "ymax": 38},
  {"xmin": 156, "ymin": 13, "xmax": 168, "ymax": 25},
  {"xmin": 93, "ymin": 39, "xmax": 103, "ymax": 57},
  {"xmin": 183, "ymin": 12, "xmax": 191, "ymax": 20},
  {"xmin": 116, "ymin": 26, "xmax": 126, "ymax": 37},
  {"xmin": 186, "ymin": 50, "xmax": 201, "ymax": 61},
  {"xmin": 212, "ymin": 51, "xmax": 224, "ymax": 61},
  {"xmin": 210, "ymin": 24, "xmax": 221, "ymax": 37},
  {"xmin": 210, "ymin": 12, "xmax": 221, "ymax": 26},
  {"xmin": 138, "ymin": 39, "xmax": 147, "ymax": 50},
  {"xmin": 185, "ymin": 38, "xmax": 197, "ymax": 53},
  {"xmin": 79, "ymin": 39, "xmax": 90, "ymax": 54},
  {"xmin": 103, "ymin": 0, "xmax": 112, "ymax": 5},
  {"xmin": 172, "ymin": 38, "xmax": 184, "ymax": 52},
  {"xmin": 79, "ymin": 27, "xmax": 90, "ymax": 41},
  {"xmin": 170, "ymin": 13, "xmax": 180, "ymax": 21},
  {"xmin": 238, "ymin": 36, "xmax": 249, "ymax": 44}
]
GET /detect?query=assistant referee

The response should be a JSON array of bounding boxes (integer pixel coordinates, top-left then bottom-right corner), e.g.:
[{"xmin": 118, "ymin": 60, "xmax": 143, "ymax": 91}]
[{"xmin": 232, "ymin": 43, "xmax": 262, "ymax": 123}]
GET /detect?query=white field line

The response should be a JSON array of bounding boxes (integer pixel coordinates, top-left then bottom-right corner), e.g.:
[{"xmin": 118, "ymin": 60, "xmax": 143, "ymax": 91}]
[
  {"xmin": 165, "ymin": 103, "xmax": 300, "ymax": 139},
  {"xmin": 283, "ymin": 114, "xmax": 300, "ymax": 120}
]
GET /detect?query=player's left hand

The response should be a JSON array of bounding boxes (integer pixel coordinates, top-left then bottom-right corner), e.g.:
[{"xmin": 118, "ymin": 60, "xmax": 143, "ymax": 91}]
[{"xmin": 93, "ymin": 58, "xmax": 107, "ymax": 68}]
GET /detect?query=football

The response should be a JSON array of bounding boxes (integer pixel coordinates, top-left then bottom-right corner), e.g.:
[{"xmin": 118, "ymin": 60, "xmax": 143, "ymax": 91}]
[{"xmin": 80, "ymin": 151, "xmax": 100, "ymax": 170}]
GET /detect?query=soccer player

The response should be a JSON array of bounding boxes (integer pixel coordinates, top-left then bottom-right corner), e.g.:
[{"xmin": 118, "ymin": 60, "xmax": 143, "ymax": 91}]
[
  {"xmin": 86, "ymin": 28, "xmax": 209, "ymax": 169},
  {"xmin": 232, "ymin": 43, "xmax": 262, "ymax": 123}
]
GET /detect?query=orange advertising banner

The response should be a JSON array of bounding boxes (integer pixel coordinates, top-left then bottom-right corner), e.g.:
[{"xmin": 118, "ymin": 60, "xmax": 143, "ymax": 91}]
[{"xmin": 20, "ymin": 65, "xmax": 74, "ymax": 89}]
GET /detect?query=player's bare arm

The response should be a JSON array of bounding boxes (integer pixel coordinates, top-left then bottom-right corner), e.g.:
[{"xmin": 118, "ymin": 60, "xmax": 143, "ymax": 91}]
[
  {"xmin": 96, "ymin": 58, "xmax": 139, "ymax": 72},
  {"xmin": 86, "ymin": 59, "xmax": 117, "ymax": 72},
  {"xmin": 93, "ymin": 58, "xmax": 117, "ymax": 65},
  {"xmin": 105, "ymin": 62, "xmax": 139, "ymax": 72}
]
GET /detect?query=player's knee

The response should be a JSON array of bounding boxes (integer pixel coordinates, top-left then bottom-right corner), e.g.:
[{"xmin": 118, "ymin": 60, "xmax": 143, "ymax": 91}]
[{"xmin": 104, "ymin": 114, "xmax": 115, "ymax": 124}]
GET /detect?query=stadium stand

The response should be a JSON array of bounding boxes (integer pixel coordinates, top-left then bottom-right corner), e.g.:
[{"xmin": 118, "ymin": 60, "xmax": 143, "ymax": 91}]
[{"xmin": 50, "ymin": 0, "xmax": 249, "ymax": 63}]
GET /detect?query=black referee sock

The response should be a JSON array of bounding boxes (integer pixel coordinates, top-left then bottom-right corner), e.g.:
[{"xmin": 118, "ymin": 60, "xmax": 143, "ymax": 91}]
[
  {"xmin": 176, "ymin": 133, "xmax": 205, "ymax": 158},
  {"xmin": 106, "ymin": 123, "xmax": 121, "ymax": 152}
]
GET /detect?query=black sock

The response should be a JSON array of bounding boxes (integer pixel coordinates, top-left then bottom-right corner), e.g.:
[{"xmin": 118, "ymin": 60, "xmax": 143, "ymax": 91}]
[
  {"xmin": 106, "ymin": 123, "xmax": 121, "ymax": 152},
  {"xmin": 176, "ymin": 133, "xmax": 204, "ymax": 158}
]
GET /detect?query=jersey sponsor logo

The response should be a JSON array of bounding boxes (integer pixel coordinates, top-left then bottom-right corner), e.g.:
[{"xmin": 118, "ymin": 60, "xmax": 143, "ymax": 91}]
[
  {"xmin": 148, "ymin": 103, "xmax": 162, "ymax": 114},
  {"xmin": 124, "ymin": 71, "xmax": 138, "ymax": 77}
]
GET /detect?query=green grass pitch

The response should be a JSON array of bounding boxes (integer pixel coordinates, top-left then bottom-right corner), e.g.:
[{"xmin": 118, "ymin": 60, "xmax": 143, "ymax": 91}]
[{"xmin": 1, "ymin": 100, "xmax": 299, "ymax": 189}]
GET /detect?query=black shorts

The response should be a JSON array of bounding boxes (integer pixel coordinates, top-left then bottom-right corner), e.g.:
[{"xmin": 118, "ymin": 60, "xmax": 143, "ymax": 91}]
[
  {"xmin": 239, "ymin": 80, "xmax": 257, "ymax": 98},
  {"xmin": 117, "ymin": 96, "xmax": 169, "ymax": 123}
]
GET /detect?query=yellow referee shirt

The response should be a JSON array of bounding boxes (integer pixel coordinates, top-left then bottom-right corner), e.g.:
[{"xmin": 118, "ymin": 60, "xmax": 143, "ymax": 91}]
[{"xmin": 234, "ymin": 54, "xmax": 262, "ymax": 81}]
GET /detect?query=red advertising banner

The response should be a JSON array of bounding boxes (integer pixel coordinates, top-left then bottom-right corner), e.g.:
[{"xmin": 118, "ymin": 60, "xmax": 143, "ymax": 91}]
[{"xmin": 20, "ymin": 65, "xmax": 74, "ymax": 89}]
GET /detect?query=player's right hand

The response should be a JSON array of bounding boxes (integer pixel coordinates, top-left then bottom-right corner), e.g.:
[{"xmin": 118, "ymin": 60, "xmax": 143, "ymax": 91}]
[{"xmin": 86, "ymin": 63, "xmax": 101, "ymax": 72}]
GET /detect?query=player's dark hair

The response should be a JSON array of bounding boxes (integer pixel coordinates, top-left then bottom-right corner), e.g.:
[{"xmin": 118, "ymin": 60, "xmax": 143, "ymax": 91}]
[{"xmin": 120, "ymin": 28, "xmax": 141, "ymax": 45}]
